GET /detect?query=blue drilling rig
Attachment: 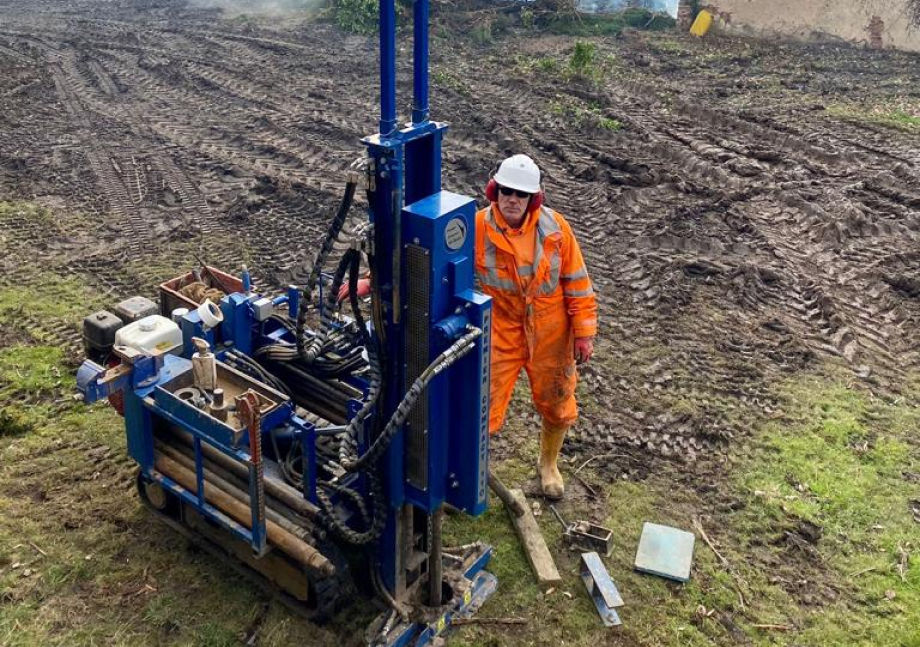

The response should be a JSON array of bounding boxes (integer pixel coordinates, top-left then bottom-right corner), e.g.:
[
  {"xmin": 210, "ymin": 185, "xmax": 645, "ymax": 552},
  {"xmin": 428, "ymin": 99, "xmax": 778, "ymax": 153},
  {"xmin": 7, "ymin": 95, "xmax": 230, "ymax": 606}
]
[{"xmin": 77, "ymin": 0, "xmax": 496, "ymax": 643}]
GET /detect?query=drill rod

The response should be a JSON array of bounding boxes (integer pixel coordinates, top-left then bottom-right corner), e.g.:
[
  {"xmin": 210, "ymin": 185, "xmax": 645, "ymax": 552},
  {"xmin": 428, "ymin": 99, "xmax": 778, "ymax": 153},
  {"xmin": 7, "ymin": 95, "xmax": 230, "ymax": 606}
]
[
  {"xmin": 154, "ymin": 452, "xmax": 334, "ymax": 576},
  {"xmin": 163, "ymin": 426, "xmax": 319, "ymax": 520},
  {"xmin": 155, "ymin": 440, "xmax": 312, "ymax": 540}
]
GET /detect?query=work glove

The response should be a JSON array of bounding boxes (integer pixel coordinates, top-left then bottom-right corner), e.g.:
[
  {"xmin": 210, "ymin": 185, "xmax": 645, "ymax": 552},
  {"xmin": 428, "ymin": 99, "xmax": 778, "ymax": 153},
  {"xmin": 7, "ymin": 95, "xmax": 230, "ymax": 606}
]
[
  {"xmin": 337, "ymin": 277, "xmax": 371, "ymax": 302},
  {"xmin": 574, "ymin": 336, "xmax": 594, "ymax": 364}
]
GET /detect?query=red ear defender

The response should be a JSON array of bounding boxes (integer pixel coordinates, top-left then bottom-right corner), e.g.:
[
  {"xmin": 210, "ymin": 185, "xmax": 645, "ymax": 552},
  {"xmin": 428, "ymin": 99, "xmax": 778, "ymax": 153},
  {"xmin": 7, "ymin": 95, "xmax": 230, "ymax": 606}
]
[
  {"xmin": 529, "ymin": 190, "xmax": 544, "ymax": 211},
  {"xmin": 485, "ymin": 178, "xmax": 499, "ymax": 202}
]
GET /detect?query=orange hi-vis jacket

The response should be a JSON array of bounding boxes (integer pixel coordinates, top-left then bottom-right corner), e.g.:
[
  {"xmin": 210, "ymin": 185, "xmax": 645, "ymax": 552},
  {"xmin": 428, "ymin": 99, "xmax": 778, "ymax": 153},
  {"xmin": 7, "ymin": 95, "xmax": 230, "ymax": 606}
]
[{"xmin": 475, "ymin": 204, "xmax": 598, "ymax": 434}]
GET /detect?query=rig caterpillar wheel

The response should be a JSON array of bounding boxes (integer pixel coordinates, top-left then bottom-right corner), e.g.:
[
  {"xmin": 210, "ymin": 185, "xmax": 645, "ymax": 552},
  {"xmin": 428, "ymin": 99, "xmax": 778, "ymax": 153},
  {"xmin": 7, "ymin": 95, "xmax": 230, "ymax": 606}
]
[{"xmin": 306, "ymin": 539, "xmax": 357, "ymax": 623}]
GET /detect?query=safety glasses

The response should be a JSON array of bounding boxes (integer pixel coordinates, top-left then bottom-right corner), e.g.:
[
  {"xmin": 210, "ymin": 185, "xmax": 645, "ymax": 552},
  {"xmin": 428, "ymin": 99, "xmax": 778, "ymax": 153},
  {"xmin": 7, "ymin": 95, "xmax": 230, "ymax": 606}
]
[{"xmin": 498, "ymin": 186, "xmax": 532, "ymax": 199}]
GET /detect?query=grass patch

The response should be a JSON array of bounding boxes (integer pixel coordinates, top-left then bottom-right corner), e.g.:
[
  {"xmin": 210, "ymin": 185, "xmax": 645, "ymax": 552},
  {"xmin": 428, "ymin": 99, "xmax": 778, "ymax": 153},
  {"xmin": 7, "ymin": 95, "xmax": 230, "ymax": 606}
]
[
  {"xmin": 733, "ymin": 369, "xmax": 920, "ymax": 645},
  {"xmin": 446, "ymin": 363, "xmax": 920, "ymax": 645},
  {"xmin": 0, "ymin": 345, "xmax": 68, "ymax": 395},
  {"xmin": 826, "ymin": 104, "xmax": 920, "ymax": 132},
  {"xmin": 0, "ymin": 274, "xmax": 102, "ymax": 345},
  {"xmin": 0, "ymin": 345, "xmax": 72, "ymax": 438},
  {"xmin": 0, "ymin": 201, "xmax": 54, "ymax": 225}
]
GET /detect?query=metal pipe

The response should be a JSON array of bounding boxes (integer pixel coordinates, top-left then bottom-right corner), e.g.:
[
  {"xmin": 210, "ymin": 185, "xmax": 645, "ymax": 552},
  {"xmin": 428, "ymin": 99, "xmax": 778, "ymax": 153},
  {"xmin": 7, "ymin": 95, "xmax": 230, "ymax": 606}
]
[
  {"xmin": 162, "ymin": 426, "xmax": 320, "ymax": 520},
  {"xmin": 412, "ymin": 0, "xmax": 429, "ymax": 124},
  {"xmin": 488, "ymin": 471, "xmax": 525, "ymax": 517},
  {"xmin": 427, "ymin": 507, "xmax": 443, "ymax": 605},
  {"xmin": 274, "ymin": 363, "xmax": 354, "ymax": 406},
  {"xmin": 379, "ymin": 0, "xmax": 397, "ymax": 136},
  {"xmin": 154, "ymin": 452, "xmax": 335, "ymax": 576},
  {"xmin": 155, "ymin": 441, "xmax": 312, "ymax": 541}
]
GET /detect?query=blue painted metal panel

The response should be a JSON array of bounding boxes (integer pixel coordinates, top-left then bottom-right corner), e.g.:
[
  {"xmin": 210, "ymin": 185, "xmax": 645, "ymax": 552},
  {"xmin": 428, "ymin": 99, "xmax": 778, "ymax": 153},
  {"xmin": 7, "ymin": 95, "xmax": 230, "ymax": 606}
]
[
  {"xmin": 404, "ymin": 129, "xmax": 443, "ymax": 205},
  {"xmin": 634, "ymin": 522, "xmax": 696, "ymax": 582},
  {"xmin": 401, "ymin": 190, "xmax": 482, "ymax": 513},
  {"xmin": 446, "ymin": 290, "xmax": 491, "ymax": 516},
  {"xmin": 124, "ymin": 379, "xmax": 154, "ymax": 469},
  {"xmin": 580, "ymin": 551, "xmax": 623, "ymax": 627},
  {"xmin": 462, "ymin": 545, "xmax": 492, "ymax": 580},
  {"xmin": 363, "ymin": 134, "xmax": 406, "ymax": 596},
  {"xmin": 220, "ymin": 292, "xmax": 255, "ymax": 356},
  {"xmin": 179, "ymin": 310, "xmax": 214, "ymax": 358}
]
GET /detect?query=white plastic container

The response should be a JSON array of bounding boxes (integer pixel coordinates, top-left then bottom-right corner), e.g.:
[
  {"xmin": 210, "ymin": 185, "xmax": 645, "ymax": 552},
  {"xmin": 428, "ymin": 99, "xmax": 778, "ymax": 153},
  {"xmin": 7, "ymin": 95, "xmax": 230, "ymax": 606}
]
[{"xmin": 114, "ymin": 315, "xmax": 182, "ymax": 355}]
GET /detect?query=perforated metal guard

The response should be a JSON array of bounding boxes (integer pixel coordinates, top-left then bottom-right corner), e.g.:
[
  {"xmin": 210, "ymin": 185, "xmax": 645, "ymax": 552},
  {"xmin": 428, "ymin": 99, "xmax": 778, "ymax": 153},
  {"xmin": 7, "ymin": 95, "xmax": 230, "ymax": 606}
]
[{"xmin": 405, "ymin": 244, "xmax": 430, "ymax": 490}]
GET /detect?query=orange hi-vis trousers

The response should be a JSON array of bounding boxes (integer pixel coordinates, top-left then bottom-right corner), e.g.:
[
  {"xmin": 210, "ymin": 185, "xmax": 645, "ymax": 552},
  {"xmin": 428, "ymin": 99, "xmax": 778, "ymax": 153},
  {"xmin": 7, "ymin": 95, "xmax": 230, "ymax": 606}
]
[{"xmin": 474, "ymin": 204, "xmax": 598, "ymax": 434}]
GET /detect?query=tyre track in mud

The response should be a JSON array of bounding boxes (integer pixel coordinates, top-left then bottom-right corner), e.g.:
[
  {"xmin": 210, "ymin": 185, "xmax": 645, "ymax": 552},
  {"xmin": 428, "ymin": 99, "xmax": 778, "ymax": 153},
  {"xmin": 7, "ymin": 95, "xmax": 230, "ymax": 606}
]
[
  {"xmin": 1, "ymin": 1, "xmax": 918, "ymax": 468},
  {"xmin": 452, "ymin": 41, "xmax": 919, "ymax": 460}
]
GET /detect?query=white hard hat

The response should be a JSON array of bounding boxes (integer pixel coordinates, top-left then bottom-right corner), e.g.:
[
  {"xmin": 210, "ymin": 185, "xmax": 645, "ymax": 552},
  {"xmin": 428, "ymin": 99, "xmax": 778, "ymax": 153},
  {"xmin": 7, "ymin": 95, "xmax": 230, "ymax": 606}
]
[{"xmin": 493, "ymin": 154, "xmax": 541, "ymax": 194}]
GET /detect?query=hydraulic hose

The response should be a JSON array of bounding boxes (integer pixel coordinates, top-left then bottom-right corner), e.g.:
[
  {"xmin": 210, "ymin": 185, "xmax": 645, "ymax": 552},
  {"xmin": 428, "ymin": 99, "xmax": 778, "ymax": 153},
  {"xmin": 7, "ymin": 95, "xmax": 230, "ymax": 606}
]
[
  {"xmin": 315, "ymin": 462, "xmax": 387, "ymax": 545},
  {"xmin": 296, "ymin": 180, "xmax": 357, "ymax": 357},
  {"xmin": 312, "ymin": 247, "xmax": 388, "ymax": 545},
  {"xmin": 339, "ymin": 249, "xmax": 381, "ymax": 445},
  {"xmin": 301, "ymin": 248, "xmax": 356, "ymax": 363},
  {"xmin": 341, "ymin": 326, "xmax": 482, "ymax": 474},
  {"xmin": 314, "ymin": 328, "xmax": 481, "ymax": 543}
]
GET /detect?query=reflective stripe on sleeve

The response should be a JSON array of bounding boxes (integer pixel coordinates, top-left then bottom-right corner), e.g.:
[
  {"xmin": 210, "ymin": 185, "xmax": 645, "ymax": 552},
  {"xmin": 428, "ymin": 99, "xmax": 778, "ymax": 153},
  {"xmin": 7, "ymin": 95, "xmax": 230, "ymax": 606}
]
[
  {"xmin": 563, "ymin": 287, "xmax": 595, "ymax": 298},
  {"xmin": 561, "ymin": 267, "xmax": 588, "ymax": 282}
]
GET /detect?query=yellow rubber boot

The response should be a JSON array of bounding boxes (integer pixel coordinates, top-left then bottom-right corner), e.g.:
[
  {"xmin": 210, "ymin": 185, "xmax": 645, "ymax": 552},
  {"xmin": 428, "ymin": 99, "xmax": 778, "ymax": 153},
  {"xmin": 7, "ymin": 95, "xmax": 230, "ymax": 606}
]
[{"xmin": 539, "ymin": 420, "xmax": 568, "ymax": 500}]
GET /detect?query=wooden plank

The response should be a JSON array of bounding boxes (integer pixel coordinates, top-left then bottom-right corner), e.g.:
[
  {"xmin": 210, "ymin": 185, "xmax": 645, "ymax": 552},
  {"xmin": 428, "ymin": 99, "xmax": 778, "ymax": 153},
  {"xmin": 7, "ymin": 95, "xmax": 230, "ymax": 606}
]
[{"xmin": 507, "ymin": 488, "xmax": 562, "ymax": 586}]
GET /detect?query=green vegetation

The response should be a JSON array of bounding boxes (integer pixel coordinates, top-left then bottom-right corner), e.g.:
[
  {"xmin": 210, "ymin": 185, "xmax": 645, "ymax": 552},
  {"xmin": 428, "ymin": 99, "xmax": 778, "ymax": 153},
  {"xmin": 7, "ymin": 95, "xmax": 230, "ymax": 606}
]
[
  {"xmin": 549, "ymin": 95, "xmax": 623, "ymax": 131},
  {"xmin": 0, "ymin": 201, "xmax": 54, "ymax": 225},
  {"xmin": 570, "ymin": 40, "xmax": 597, "ymax": 74},
  {"xmin": 432, "ymin": 68, "xmax": 470, "ymax": 96},
  {"xmin": 446, "ymin": 364, "xmax": 920, "ymax": 646},
  {"xmin": 0, "ymin": 345, "xmax": 69, "ymax": 438},
  {"xmin": 0, "ymin": 346, "xmax": 67, "ymax": 397},
  {"xmin": 734, "ymin": 372, "xmax": 920, "ymax": 644},
  {"xmin": 331, "ymin": 0, "xmax": 378, "ymax": 34},
  {"xmin": 515, "ymin": 40, "xmax": 618, "ymax": 85},
  {"xmin": 0, "ymin": 275, "xmax": 99, "ymax": 338},
  {"xmin": 826, "ymin": 104, "xmax": 920, "ymax": 132},
  {"xmin": 468, "ymin": 14, "xmax": 516, "ymax": 46},
  {"xmin": 540, "ymin": 7, "xmax": 675, "ymax": 37},
  {"xmin": 520, "ymin": 7, "xmax": 535, "ymax": 30}
]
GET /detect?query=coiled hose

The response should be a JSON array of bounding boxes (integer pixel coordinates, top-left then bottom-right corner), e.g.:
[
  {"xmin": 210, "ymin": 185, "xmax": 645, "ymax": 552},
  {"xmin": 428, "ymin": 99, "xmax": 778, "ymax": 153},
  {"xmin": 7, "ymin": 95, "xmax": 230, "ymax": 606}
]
[
  {"xmin": 341, "ymin": 326, "xmax": 482, "ymax": 474},
  {"xmin": 317, "ymin": 324, "xmax": 481, "ymax": 544}
]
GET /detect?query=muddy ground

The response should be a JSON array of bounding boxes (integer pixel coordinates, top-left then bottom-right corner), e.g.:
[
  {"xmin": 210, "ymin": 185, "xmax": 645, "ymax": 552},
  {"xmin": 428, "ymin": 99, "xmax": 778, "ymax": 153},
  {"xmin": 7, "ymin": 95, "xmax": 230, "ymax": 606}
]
[{"xmin": 1, "ymin": 1, "xmax": 919, "ymax": 645}]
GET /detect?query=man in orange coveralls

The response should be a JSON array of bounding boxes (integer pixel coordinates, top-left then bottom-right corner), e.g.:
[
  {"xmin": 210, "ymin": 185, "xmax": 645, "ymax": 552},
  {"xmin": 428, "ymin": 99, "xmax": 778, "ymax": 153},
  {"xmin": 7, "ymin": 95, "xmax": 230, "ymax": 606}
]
[
  {"xmin": 476, "ymin": 154, "xmax": 597, "ymax": 500},
  {"xmin": 342, "ymin": 154, "xmax": 597, "ymax": 499}
]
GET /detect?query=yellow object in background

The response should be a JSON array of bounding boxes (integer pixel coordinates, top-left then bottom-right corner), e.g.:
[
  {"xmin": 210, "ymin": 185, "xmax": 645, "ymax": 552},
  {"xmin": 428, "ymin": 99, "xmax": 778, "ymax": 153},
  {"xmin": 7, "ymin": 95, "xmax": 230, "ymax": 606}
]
[{"xmin": 689, "ymin": 9, "xmax": 713, "ymax": 37}]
